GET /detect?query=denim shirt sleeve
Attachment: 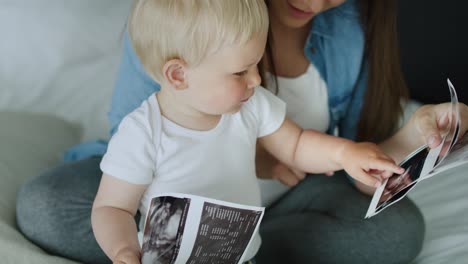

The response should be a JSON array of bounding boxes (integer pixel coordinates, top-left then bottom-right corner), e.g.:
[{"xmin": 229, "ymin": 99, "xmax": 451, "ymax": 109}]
[
  {"xmin": 305, "ymin": 0, "xmax": 365, "ymax": 141},
  {"xmin": 108, "ymin": 32, "xmax": 161, "ymax": 136},
  {"xmin": 63, "ymin": 32, "xmax": 160, "ymax": 162},
  {"xmin": 338, "ymin": 62, "xmax": 367, "ymax": 185},
  {"xmin": 338, "ymin": 63, "xmax": 368, "ymax": 141}
]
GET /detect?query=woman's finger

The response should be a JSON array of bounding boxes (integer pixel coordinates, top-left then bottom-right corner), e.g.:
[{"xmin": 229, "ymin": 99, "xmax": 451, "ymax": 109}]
[
  {"xmin": 272, "ymin": 164, "xmax": 300, "ymax": 187},
  {"xmin": 291, "ymin": 167, "xmax": 306, "ymax": 180},
  {"xmin": 415, "ymin": 105, "xmax": 444, "ymax": 148},
  {"xmin": 457, "ymin": 103, "xmax": 468, "ymax": 140},
  {"xmin": 278, "ymin": 172, "xmax": 300, "ymax": 187},
  {"xmin": 437, "ymin": 111, "xmax": 450, "ymax": 131}
]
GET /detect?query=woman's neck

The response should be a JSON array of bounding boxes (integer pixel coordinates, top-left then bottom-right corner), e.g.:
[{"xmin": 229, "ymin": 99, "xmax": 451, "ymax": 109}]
[
  {"xmin": 270, "ymin": 15, "xmax": 311, "ymax": 42},
  {"xmin": 156, "ymin": 88, "xmax": 221, "ymax": 131},
  {"xmin": 266, "ymin": 15, "xmax": 312, "ymax": 78}
]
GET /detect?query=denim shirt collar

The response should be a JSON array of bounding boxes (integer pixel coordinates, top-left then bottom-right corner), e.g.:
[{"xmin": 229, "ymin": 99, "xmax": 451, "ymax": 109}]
[{"xmin": 308, "ymin": 0, "xmax": 360, "ymax": 40}]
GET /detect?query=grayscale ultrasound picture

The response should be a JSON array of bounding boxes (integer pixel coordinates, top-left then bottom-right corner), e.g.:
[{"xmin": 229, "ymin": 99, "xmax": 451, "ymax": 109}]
[
  {"xmin": 375, "ymin": 146, "xmax": 429, "ymax": 213},
  {"xmin": 141, "ymin": 196, "xmax": 190, "ymax": 264}
]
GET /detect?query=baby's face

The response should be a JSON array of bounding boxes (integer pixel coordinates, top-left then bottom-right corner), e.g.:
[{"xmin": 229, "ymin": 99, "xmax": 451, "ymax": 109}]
[{"xmin": 183, "ymin": 31, "xmax": 267, "ymax": 115}]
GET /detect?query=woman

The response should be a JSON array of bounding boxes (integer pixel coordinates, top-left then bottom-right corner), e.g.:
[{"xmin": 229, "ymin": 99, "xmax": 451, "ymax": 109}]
[{"xmin": 16, "ymin": 0, "xmax": 468, "ymax": 263}]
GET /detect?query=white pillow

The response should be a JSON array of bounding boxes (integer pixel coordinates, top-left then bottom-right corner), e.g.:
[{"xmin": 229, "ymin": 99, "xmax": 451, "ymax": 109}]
[{"xmin": 0, "ymin": 0, "xmax": 133, "ymax": 141}]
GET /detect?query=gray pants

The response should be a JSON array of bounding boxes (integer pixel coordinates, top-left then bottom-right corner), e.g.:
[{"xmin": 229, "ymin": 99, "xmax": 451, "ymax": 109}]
[{"xmin": 16, "ymin": 157, "xmax": 425, "ymax": 264}]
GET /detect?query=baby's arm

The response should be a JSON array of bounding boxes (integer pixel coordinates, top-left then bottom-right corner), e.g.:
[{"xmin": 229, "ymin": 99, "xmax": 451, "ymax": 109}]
[
  {"xmin": 92, "ymin": 174, "xmax": 148, "ymax": 263},
  {"xmin": 259, "ymin": 118, "xmax": 404, "ymax": 187}
]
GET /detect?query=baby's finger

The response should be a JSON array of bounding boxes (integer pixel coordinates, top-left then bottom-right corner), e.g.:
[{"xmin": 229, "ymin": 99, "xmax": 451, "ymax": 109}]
[
  {"xmin": 354, "ymin": 170, "xmax": 382, "ymax": 188},
  {"xmin": 369, "ymin": 159, "xmax": 404, "ymax": 176},
  {"xmin": 381, "ymin": 169, "xmax": 396, "ymax": 178},
  {"xmin": 368, "ymin": 169, "xmax": 384, "ymax": 181}
]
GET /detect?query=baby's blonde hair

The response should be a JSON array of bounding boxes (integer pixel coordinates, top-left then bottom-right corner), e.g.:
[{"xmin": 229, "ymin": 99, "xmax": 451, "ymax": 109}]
[{"xmin": 128, "ymin": 0, "xmax": 269, "ymax": 82}]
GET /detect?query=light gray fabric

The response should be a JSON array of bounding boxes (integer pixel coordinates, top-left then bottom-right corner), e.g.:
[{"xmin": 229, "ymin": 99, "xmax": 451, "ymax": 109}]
[
  {"xmin": 16, "ymin": 159, "xmax": 425, "ymax": 264},
  {"xmin": 0, "ymin": 112, "xmax": 80, "ymax": 264},
  {"xmin": 16, "ymin": 157, "xmax": 110, "ymax": 264},
  {"xmin": 256, "ymin": 172, "xmax": 425, "ymax": 264}
]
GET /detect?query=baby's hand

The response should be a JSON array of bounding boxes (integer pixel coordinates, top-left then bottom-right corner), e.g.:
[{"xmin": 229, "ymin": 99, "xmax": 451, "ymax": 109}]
[
  {"xmin": 113, "ymin": 247, "xmax": 141, "ymax": 264},
  {"xmin": 337, "ymin": 142, "xmax": 404, "ymax": 187}
]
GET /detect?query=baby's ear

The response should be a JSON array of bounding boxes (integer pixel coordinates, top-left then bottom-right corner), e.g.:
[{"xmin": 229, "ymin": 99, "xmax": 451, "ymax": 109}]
[{"xmin": 163, "ymin": 59, "xmax": 188, "ymax": 90}]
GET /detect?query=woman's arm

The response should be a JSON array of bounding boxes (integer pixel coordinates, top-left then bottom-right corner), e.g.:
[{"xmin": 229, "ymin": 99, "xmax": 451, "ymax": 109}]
[
  {"xmin": 380, "ymin": 102, "xmax": 468, "ymax": 163},
  {"xmin": 91, "ymin": 174, "xmax": 147, "ymax": 263},
  {"xmin": 356, "ymin": 102, "xmax": 468, "ymax": 195}
]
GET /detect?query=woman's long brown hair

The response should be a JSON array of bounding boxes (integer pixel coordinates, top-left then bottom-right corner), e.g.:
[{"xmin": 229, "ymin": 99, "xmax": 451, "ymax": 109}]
[
  {"xmin": 357, "ymin": 0, "xmax": 409, "ymax": 142},
  {"xmin": 260, "ymin": 0, "xmax": 409, "ymax": 143}
]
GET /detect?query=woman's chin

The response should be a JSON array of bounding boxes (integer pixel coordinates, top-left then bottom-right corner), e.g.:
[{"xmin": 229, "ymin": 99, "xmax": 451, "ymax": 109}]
[{"xmin": 281, "ymin": 15, "xmax": 314, "ymax": 29}]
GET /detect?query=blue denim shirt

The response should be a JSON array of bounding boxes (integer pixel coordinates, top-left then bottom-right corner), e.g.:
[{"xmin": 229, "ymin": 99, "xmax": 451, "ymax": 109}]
[{"xmin": 64, "ymin": 0, "xmax": 367, "ymax": 161}]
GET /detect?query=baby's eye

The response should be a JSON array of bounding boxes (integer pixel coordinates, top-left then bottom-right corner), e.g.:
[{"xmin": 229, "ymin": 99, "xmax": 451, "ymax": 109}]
[{"xmin": 234, "ymin": 70, "xmax": 248, "ymax": 76}]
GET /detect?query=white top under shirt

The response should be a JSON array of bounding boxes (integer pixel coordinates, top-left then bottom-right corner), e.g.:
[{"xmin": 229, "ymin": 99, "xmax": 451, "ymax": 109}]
[
  {"xmin": 258, "ymin": 64, "xmax": 330, "ymax": 206},
  {"xmin": 100, "ymin": 87, "xmax": 286, "ymax": 261}
]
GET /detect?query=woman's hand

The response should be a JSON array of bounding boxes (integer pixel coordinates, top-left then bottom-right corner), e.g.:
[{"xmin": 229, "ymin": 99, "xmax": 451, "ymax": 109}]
[
  {"xmin": 356, "ymin": 102, "xmax": 468, "ymax": 196},
  {"xmin": 379, "ymin": 102, "xmax": 468, "ymax": 167},
  {"xmin": 256, "ymin": 143, "xmax": 307, "ymax": 187},
  {"xmin": 271, "ymin": 162, "xmax": 306, "ymax": 187},
  {"xmin": 410, "ymin": 102, "xmax": 468, "ymax": 149}
]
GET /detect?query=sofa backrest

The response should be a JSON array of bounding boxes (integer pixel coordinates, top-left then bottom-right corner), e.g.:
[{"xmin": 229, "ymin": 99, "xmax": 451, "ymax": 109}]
[
  {"xmin": 398, "ymin": 0, "xmax": 467, "ymax": 104},
  {"xmin": 0, "ymin": 1, "xmax": 132, "ymax": 142}
]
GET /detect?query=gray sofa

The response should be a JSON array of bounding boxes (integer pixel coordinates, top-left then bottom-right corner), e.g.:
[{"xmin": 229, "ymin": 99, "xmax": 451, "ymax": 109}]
[{"xmin": 1, "ymin": 1, "xmax": 467, "ymax": 263}]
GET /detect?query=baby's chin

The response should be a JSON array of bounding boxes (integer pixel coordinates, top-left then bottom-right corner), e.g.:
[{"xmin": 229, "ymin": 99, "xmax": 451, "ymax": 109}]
[
  {"xmin": 225, "ymin": 106, "xmax": 242, "ymax": 115},
  {"xmin": 212, "ymin": 102, "xmax": 245, "ymax": 115}
]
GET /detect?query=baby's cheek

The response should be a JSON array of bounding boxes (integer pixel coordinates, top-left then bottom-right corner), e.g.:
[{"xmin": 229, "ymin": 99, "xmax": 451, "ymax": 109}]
[
  {"xmin": 233, "ymin": 83, "xmax": 249, "ymax": 98},
  {"xmin": 217, "ymin": 78, "xmax": 247, "ymax": 104}
]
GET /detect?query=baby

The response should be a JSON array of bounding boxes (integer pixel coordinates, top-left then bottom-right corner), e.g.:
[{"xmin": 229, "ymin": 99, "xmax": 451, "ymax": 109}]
[{"xmin": 91, "ymin": 1, "xmax": 403, "ymax": 263}]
